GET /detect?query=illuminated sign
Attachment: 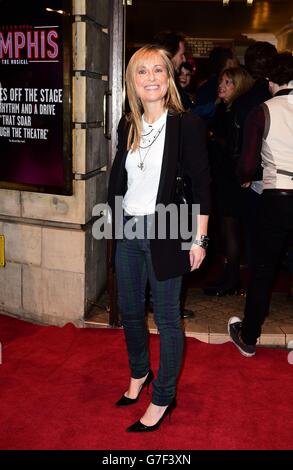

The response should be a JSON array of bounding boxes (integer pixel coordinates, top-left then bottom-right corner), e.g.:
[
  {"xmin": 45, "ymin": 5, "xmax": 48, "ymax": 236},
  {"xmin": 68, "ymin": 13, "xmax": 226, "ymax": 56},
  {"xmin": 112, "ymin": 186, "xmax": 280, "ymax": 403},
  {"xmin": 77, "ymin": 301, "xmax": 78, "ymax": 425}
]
[
  {"xmin": 185, "ymin": 37, "xmax": 234, "ymax": 58},
  {"xmin": 0, "ymin": 28, "xmax": 59, "ymax": 61},
  {"xmin": 0, "ymin": 0, "xmax": 72, "ymax": 195}
]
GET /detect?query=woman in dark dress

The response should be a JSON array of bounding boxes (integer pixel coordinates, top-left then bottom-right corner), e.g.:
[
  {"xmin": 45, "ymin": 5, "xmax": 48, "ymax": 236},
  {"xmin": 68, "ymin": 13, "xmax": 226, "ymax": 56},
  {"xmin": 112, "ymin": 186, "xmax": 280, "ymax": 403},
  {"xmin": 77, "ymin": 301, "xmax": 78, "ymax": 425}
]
[{"xmin": 205, "ymin": 67, "xmax": 253, "ymax": 295}]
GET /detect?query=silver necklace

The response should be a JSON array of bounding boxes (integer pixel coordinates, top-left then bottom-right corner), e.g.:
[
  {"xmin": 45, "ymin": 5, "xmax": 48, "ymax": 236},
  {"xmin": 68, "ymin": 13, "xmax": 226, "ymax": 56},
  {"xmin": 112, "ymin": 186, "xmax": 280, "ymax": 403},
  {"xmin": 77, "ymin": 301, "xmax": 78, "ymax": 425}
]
[
  {"xmin": 141, "ymin": 127, "xmax": 155, "ymax": 147},
  {"xmin": 137, "ymin": 146, "xmax": 152, "ymax": 171},
  {"xmin": 139, "ymin": 123, "xmax": 165, "ymax": 149},
  {"xmin": 137, "ymin": 123, "xmax": 165, "ymax": 171}
]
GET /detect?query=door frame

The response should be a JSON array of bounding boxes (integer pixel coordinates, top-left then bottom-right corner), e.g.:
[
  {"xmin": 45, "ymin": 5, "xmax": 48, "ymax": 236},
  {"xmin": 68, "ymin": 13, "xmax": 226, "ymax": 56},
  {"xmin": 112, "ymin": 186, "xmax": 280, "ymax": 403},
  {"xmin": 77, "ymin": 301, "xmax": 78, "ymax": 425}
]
[{"xmin": 107, "ymin": 0, "xmax": 125, "ymax": 326}]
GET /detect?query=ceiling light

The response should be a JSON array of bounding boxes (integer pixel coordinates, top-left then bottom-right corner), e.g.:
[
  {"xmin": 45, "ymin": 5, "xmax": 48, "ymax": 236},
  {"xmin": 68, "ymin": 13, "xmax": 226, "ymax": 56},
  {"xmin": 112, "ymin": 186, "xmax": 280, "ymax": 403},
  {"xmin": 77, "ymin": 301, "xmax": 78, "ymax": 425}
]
[
  {"xmin": 223, "ymin": 0, "xmax": 230, "ymax": 6},
  {"xmin": 46, "ymin": 7, "xmax": 66, "ymax": 15},
  {"xmin": 247, "ymin": 0, "xmax": 254, "ymax": 5}
]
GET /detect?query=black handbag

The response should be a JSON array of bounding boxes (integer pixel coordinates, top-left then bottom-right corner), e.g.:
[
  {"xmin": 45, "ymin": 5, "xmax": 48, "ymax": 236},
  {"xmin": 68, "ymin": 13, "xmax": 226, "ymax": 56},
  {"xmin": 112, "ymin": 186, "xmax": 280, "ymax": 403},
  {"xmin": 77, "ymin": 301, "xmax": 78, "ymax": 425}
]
[{"xmin": 174, "ymin": 114, "xmax": 193, "ymax": 208}]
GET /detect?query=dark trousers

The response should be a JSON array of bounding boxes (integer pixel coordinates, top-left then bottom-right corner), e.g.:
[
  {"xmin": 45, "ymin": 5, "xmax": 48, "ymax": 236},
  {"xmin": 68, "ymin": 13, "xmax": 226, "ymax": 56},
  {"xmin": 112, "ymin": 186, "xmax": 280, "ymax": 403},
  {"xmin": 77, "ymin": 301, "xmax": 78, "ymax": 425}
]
[
  {"xmin": 242, "ymin": 191, "xmax": 293, "ymax": 345},
  {"xmin": 240, "ymin": 187, "xmax": 261, "ymax": 273},
  {"xmin": 115, "ymin": 216, "xmax": 184, "ymax": 406}
]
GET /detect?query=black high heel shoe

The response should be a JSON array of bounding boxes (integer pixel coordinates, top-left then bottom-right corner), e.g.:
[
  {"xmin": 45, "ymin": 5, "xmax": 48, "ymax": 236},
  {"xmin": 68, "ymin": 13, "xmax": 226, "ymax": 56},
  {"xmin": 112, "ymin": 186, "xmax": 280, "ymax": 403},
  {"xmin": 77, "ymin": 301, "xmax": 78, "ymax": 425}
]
[
  {"xmin": 115, "ymin": 369, "xmax": 154, "ymax": 407},
  {"xmin": 126, "ymin": 398, "xmax": 177, "ymax": 432}
]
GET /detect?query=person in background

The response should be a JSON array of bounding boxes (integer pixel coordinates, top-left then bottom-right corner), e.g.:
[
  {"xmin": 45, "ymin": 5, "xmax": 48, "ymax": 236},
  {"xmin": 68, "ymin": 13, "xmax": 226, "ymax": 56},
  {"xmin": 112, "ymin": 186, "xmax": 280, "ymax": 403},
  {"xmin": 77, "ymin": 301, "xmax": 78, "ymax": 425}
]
[
  {"xmin": 193, "ymin": 46, "xmax": 238, "ymax": 120},
  {"xmin": 234, "ymin": 41, "xmax": 277, "ymax": 275},
  {"xmin": 204, "ymin": 67, "xmax": 253, "ymax": 296},
  {"xmin": 178, "ymin": 61, "xmax": 196, "ymax": 106},
  {"xmin": 153, "ymin": 30, "xmax": 193, "ymax": 113},
  {"xmin": 153, "ymin": 31, "xmax": 186, "ymax": 73},
  {"xmin": 178, "ymin": 61, "xmax": 192, "ymax": 89},
  {"xmin": 108, "ymin": 45, "xmax": 210, "ymax": 431},
  {"xmin": 234, "ymin": 41, "xmax": 278, "ymax": 134},
  {"xmin": 228, "ymin": 52, "xmax": 293, "ymax": 356}
]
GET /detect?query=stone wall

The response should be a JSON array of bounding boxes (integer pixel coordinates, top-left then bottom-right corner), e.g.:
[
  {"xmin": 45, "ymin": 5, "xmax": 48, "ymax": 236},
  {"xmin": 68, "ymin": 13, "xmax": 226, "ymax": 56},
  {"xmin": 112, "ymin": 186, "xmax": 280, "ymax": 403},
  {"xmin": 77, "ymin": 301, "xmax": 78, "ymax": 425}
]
[{"xmin": 0, "ymin": 0, "xmax": 110, "ymax": 326}]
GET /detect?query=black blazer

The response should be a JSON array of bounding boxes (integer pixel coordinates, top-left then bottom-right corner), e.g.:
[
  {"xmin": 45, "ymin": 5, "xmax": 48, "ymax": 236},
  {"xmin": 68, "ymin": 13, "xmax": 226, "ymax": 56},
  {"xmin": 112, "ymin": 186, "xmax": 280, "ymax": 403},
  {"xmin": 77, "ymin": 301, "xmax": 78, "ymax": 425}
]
[{"xmin": 108, "ymin": 111, "xmax": 211, "ymax": 281}]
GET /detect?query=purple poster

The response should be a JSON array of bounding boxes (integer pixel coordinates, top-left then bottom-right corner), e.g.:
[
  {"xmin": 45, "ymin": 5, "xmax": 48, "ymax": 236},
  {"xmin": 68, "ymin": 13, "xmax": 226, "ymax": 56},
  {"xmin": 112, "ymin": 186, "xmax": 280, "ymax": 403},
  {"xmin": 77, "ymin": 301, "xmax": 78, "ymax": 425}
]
[{"xmin": 0, "ymin": 0, "xmax": 72, "ymax": 194}]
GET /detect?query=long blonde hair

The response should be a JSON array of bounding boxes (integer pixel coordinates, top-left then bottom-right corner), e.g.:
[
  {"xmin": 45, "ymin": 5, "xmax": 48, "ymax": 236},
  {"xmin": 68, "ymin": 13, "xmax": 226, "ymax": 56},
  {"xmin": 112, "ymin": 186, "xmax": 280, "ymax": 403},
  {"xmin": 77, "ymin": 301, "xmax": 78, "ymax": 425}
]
[
  {"xmin": 218, "ymin": 66, "xmax": 254, "ymax": 104},
  {"xmin": 125, "ymin": 44, "xmax": 184, "ymax": 150}
]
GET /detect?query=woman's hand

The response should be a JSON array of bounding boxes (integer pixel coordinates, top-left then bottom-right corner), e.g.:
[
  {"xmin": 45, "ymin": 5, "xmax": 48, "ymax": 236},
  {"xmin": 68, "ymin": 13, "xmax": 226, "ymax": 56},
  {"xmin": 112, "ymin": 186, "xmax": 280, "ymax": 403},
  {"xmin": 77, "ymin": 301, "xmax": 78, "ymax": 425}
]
[{"xmin": 189, "ymin": 245, "xmax": 206, "ymax": 271}]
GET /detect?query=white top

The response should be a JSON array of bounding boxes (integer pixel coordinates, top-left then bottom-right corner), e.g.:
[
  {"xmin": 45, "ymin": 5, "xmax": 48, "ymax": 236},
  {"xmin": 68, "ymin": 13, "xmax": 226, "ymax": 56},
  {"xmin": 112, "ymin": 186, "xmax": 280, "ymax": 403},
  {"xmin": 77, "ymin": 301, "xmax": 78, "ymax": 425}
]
[
  {"xmin": 262, "ymin": 94, "xmax": 293, "ymax": 190},
  {"xmin": 122, "ymin": 110, "xmax": 167, "ymax": 216}
]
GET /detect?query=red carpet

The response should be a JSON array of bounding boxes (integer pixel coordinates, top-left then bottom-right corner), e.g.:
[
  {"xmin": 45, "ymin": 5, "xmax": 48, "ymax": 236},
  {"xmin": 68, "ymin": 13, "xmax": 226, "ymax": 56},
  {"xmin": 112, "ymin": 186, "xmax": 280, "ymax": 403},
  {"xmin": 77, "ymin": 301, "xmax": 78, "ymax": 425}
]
[{"xmin": 0, "ymin": 313, "xmax": 293, "ymax": 450}]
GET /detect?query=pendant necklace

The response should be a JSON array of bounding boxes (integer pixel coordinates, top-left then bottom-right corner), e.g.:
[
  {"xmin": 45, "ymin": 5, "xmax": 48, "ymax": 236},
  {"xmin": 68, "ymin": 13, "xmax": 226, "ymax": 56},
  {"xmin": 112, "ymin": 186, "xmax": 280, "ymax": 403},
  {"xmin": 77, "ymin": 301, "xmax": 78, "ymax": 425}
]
[
  {"xmin": 137, "ymin": 123, "xmax": 165, "ymax": 171},
  {"xmin": 137, "ymin": 146, "xmax": 152, "ymax": 171}
]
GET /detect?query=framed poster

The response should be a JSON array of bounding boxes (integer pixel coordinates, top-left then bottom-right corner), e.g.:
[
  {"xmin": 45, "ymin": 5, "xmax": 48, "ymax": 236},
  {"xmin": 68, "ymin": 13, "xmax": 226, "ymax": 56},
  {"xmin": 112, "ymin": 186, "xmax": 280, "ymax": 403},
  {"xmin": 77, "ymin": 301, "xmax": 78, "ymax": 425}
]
[{"xmin": 0, "ymin": 0, "xmax": 72, "ymax": 195}]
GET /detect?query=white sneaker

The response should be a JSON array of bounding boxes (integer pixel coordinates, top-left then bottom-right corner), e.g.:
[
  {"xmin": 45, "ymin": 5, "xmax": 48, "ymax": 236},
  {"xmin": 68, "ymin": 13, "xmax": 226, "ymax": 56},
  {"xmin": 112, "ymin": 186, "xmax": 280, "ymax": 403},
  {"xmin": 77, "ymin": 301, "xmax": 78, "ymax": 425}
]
[{"xmin": 228, "ymin": 316, "xmax": 256, "ymax": 357}]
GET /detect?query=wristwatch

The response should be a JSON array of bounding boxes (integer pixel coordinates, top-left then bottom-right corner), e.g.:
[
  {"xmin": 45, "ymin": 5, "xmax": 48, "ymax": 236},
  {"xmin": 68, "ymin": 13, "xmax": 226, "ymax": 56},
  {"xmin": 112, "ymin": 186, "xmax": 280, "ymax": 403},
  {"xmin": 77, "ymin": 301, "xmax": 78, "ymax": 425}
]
[{"xmin": 192, "ymin": 235, "xmax": 209, "ymax": 249}]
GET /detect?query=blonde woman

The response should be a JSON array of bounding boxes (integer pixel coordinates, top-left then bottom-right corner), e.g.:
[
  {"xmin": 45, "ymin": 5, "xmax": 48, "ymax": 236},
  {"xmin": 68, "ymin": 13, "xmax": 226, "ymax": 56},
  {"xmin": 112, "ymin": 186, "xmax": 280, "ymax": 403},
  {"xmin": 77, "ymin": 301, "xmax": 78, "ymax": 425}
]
[
  {"xmin": 108, "ymin": 45, "xmax": 210, "ymax": 432},
  {"xmin": 205, "ymin": 66, "xmax": 253, "ymax": 296}
]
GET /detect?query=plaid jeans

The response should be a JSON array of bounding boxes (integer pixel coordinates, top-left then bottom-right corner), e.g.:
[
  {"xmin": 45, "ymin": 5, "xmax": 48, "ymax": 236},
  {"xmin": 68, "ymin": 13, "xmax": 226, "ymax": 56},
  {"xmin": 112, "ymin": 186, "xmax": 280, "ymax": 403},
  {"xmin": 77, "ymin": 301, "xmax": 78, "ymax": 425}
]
[{"xmin": 115, "ymin": 215, "xmax": 184, "ymax": 406}]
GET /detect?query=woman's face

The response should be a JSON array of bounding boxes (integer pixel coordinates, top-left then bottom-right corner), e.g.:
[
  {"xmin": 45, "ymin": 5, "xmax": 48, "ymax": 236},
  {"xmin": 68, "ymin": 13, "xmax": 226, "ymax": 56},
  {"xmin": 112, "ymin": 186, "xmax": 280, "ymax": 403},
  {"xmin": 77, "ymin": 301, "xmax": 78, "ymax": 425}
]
[
  {"xmin": 134, "ymin": 54, "xmax": 169, "ymax": 106},
  {"xmin": 218, "ymin": 73, "xmax": 236, "ymax": 103},
  {"xmin": 179, "ymin": 67, "xmax": 191, "ymax": 89}
]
